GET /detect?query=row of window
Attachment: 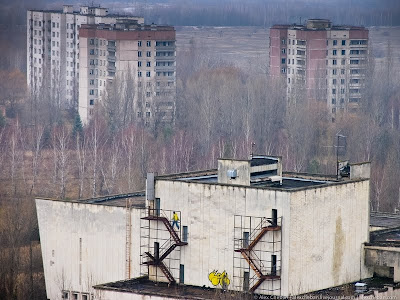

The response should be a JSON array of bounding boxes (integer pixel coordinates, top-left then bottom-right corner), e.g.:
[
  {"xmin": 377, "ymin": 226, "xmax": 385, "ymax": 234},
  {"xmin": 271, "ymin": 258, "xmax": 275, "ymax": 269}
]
[
  {"xmin": 156, "ymin": 51, "xmax": 175, "ymax": 57},
  {"xmin": 138, "ymin": 71, "xmax": 175, "ymax": 77},
  {"xmin": 330, "ymin": 68, "xmax": 363, "ymax": 75},
  {"xmin": 66, "ymin": 23, "xmax": 77, "ymax": 30},
  {"xmin": 89, "ymin": 39, "xmax": 157, "ymax": 48},
  {"xmin": 89, "ymin": 59, "xmax": 107, "ymax": 66},
  {"xmin": 331, "ymin": 39, "xmax": 367, "ymax": 46},
  {"xmin": 67, "ymin": 42, "xmax": 77, "ymax": 49},
  {"xmin": 89, "ymin": 49, "xmax": 108, "ymax": 56},
  {"xmin": 89, "ymin": 79, "xmax": 106, "ymax": 87},
  {"xmin": 331, "ymin": 88, "xmax": 346, "ymax": 95},
  {"xmin": 138, "ymin": 71, "xmax": 152, "ymax": 78},
  {"xmin": 33, "ymin": 66, "xmax": 42, "ymax": 73},
  {"xmin": 89, "ymin": 69, "xmax": 106, "ymax": 76},
  {"xmin": 138, "ymin": 51, "xmax": 152, "ymax": 58},
  {"xmin": 284, "ymin": 58, "xmax": 306, "ymax": 65},
  {"xmin": 332, "ymin": 107, "xmax": 359, "ymax": 114},
  {"xmin": 155, "ymin": 41, "xmax": 174, "ymax": 47},
  {"xmin": 33, "ymin": 30, "xmax": 42, "ymax": 36},
  {"xmin": 138, "ymin": 41, "xmax": 152, "ymax": 47},
  {"xmin": 89, "ymin": 39, "xmax": 107, "ymax": 46},
  {"xmin": 330, "ymin": 49, "xmax": 367, "ymax": 56},
  {"xmin": 332, "ymin": 98, "xmax": 345, "ymax": 105},
  {"xmin": 156, "ymin": 61, "xmax": 174, "ymax": 67},
  {"xmin": 31, "ymin": 20, "xmax": 60, "ymax": 29},
  {"xmin": 32, "ymin": 48, "xmax": 42, "ymax": 54},
  {"xmin": 284, "ymin": 67, "xmax": 364, "ymax": 76},
  {"xmin": 67, "ymin": 51, "xmax": 78, "ymax": 59},
  {"xmin": 138, "ymin": 81, "xmax": 174, "ymax": 88},
  {"xmin": 137, "ymin": 111, "xmax": 151, "ymax": 117},
  {"xmin": 62, "ymin": 291, "xmax": 89, "ymax": 300},
  {"xmin": 138, "ymin": 61, "xmax": 152, "ymax": 67},
  {"xmin": 332, "ymin": 88, "xmax": 360, "ymax": 95},
  {"xmin": 281, "ymin": 38, "xmax": 367, "ymax": 47},
  {"xmin": 32, "ymin": 20, "xmax": 42, "ymax": 27}
]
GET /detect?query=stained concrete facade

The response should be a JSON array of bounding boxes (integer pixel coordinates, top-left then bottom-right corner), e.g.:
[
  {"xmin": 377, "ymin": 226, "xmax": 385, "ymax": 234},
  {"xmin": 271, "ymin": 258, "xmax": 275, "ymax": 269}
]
[
  {"xmin": 36, "ymin": 197, "xmax": 143, "ymax": 300},
  {"xmin": 37, "ymin": 157, "xmax": 372, "ymax": 299}
]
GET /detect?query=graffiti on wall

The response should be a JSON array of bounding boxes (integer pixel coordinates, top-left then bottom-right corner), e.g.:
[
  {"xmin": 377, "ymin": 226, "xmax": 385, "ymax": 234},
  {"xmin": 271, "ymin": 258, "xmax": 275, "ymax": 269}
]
[{"xmin": 208, "ymin": 270, "xmax": 230, "ymax": 288}]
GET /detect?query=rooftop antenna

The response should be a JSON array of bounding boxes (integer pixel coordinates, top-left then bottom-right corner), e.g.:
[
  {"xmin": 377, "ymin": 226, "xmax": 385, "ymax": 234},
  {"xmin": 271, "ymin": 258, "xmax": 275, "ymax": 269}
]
[
  {"xmin": 250, "ymin": 142, "xmax": 256, "ymax": 158},
  {"xmin": 322, "ymin": 132, "xmax": 347, "ymax": 179},
  {"xmin": 336, "ymin": 132, "xmax": 347, "ymax": 180}
]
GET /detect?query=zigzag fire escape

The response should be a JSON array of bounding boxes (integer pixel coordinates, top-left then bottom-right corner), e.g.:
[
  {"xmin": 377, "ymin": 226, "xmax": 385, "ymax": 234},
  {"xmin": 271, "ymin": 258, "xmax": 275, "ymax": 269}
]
[
  {"xmin": 141, "ymin": 208, "xmax": 187, "ymax": 284},
  {"xmin": 233, "ymin": 214, "xmax": 282, "ymax": 294}
]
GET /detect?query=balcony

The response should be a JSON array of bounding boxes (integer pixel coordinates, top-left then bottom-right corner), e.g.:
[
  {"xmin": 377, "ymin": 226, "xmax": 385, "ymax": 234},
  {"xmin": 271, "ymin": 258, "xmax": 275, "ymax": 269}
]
[
  {"xmin": 107, "ymin": 56, "xmax": 116, "ymax": 62},
  {"xmin": 155, "ymin": 45, "xmax": 175, "ymax": 51},
  {"xmin": 155, "ymin": 65, "xmax": 175, "ymax": 72},
  {"xmin": 107, "ymin": 44, "xmax": 116, "ymax": 51},
  {"xmin": 155, "ymin": 56, "xmax": 176, "ymax": 61}
]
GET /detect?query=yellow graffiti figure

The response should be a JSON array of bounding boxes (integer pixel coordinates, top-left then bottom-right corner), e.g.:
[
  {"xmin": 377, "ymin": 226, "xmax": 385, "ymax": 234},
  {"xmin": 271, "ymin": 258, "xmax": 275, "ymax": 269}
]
[{"xmin": 208, "ymin": 270, "xmax": 230, "ymax": 288}]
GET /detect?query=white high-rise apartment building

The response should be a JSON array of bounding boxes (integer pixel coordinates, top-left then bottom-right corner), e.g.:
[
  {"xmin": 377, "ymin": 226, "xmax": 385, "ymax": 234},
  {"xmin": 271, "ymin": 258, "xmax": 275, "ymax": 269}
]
[
  {"xmin": 78, "ymin": 22, "xmax": 176, "ymax": 128},
  {"xmin": 270, "ymin": 19, "xmax": 369, "ymax": 118},
  {"xmin": 27, "ymin": 5, "xmax": 144, "ymax": 109}
]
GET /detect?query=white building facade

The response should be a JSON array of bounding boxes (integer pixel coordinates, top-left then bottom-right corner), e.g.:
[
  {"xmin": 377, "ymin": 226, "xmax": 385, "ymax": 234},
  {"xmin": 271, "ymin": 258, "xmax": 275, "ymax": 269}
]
[
  {"xmin": 27, "ymin": 5, "xmax": 144, "ymax": 109},
  {"xmin": 37, "ymin": 157, "xmax": 373, "ymax": 299},
  {"xmin": 36, "ymin": 194, "xmax": 144, "ymax": 300}
]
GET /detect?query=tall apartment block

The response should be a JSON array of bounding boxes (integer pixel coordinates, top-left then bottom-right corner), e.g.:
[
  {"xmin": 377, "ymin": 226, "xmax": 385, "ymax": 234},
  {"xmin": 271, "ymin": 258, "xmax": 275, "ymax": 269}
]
[
  {"xmin": 27, "ymin": 5, "xmax": 144, "ymax": 108},
  {"xmin": 270, "ymin": 19, "xmax": 368, "ymax": 117},
  {"xmin": 78, "ymin": 22, "xmax": 176, "ymax": 127}
]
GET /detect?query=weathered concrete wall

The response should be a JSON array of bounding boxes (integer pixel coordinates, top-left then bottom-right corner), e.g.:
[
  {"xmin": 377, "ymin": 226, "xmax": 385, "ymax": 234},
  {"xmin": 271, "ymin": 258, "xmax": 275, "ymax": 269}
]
[
  {"xmin": 153, "ymin": 180, "xmax": 291, "ymax": 296},
  {"xmin": 365, "ymin": 246, "xmax": 400, "ymax": 282},
  {"xmin": 288, "ymin": 180, "xmax": 371, "ymax": 295},
  {"xmin": 151, "ymin": 178, "xmax": 371, "ymax": 297},
  {"xmin": 350, "ymin": 162, "xmax": 371, "ymax": 180},
  {"xmin": 36, "ymin": 199, "xmax": 142, "ymax": 300}
]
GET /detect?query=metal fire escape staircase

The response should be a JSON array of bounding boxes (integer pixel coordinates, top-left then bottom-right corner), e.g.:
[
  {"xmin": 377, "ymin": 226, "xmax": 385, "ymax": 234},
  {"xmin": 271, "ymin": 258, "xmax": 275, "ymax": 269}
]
[
  {"xmin": 141, "ymin": 210, "xmax": 187, "ymax": 284},
  {"xmin": 234, "ymin": 218, "xmax": 281, "ymax": 293}
]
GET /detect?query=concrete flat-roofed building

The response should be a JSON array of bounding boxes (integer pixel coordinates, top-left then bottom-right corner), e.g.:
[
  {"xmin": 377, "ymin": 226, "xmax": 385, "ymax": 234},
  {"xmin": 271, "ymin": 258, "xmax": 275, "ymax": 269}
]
[
  {"xmin": 36, "ymin": 192, "xmax": 146, "ymax": 300},
  {"xmin": 27, "ymin": 5, "xmax": 144, "ymax": 108},
  {"xmin": 37, "ymin": 155, "xmax": 377, "ymax": 299},
  {"xmin": 78, "ymin": 22, "xmax": 176, "ymax": 127},
  {"xmin": 269, "ymin": 19, "xmax": 368, "ymax": 117}
]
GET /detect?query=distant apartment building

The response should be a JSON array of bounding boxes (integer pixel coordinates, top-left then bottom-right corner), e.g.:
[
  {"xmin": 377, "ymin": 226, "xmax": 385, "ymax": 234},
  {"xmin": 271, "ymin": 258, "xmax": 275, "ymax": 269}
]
[
  {"xmin": 27, "ymin": 5, "xmax": 144, "ymax": 108},
  {"xmin": 78, "ymin": 22, "xmax": 176, "ymax": 127},
  {"xmin": 270, "ymin": 19, "xmax": 369, "ymax": 117}
]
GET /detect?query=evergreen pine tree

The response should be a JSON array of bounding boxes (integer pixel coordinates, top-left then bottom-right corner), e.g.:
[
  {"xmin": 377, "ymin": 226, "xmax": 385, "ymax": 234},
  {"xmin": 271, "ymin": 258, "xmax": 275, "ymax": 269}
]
[{"xmin": 73, "ymin": 113, "xmax": 83, "ymax": 137}]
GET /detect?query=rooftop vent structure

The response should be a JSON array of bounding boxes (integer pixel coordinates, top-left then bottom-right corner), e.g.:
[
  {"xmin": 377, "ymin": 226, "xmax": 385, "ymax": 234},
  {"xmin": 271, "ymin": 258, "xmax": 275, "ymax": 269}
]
[
  {"xmin": 227, "ymin": 169, "xmax": 238, "ymax": 179},
  {"xmin": 218, "ymin": 156, "xmax": 282, "ymax": 186}
]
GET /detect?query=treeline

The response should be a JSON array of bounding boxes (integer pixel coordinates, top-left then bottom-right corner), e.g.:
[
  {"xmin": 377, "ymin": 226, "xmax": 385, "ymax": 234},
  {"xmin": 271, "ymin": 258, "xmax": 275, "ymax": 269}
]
[{"xmin": 0, "ymin": 39, "xmax": 399, "ymax": 210}]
